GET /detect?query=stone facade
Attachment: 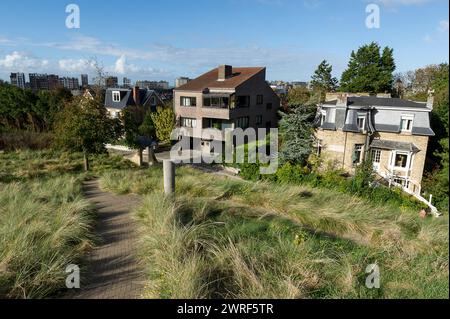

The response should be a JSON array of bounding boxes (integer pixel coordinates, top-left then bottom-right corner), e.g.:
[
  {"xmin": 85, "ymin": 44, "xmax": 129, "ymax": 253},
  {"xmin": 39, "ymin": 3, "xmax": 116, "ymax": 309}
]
[{"xmin": 315, "ymin": 94, "xmax": 434, "ymax": 194}]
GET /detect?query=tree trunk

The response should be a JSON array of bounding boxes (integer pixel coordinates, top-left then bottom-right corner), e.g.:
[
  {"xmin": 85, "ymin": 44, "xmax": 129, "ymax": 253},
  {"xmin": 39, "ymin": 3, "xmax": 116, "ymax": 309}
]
[{"xmin": 83, "ymin": 152, "xmax": 90, "ymax": 171}]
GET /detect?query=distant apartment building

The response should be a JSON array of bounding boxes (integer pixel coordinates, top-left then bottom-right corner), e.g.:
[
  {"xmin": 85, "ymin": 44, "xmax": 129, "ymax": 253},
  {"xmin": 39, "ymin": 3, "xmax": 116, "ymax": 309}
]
[
  {"xmin": 174, "ymin": 65, "xmax": 280, "ymax": 153},
  {"xmin": 123, "ymin": 77, "xmax": 131, "ymax": 88},
  {"xmin": 315, "ymin": 92, "xmax": 435, "ymax": 195},
  {"xmin": 10, "ymin": 72, "xmax": 26, "ymax": 89},
  {"xmin": 105, "ymin": 76, "xmax": 119, "ymax": 88},
  {"xmin": 175, "ymin": 77, "xmax": 191, "ymax": 88},
  {"xmin": 136, "ymin": 80, "xmax": 169, "ymax": 90},
  {"xmin": 81, "ymin": 74, "xmax": 89, "ymax": 87},
  {"xmin": 59, "ymin": 77, "xmax": 80, "ymax": 90},
  {"xmin": 29, "ymin": 73, "xmax": 60, "ymax": 91},
  {"xmin": 104, "ymin": 86, "xmax": 165, "ymax": 119}
]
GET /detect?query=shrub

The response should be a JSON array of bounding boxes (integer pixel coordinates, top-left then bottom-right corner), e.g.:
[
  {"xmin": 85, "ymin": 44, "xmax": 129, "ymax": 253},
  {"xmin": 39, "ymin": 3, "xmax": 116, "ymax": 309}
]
[{"xmin": 0, "ymin": 131, "xmax": 53, "ymax": 151}]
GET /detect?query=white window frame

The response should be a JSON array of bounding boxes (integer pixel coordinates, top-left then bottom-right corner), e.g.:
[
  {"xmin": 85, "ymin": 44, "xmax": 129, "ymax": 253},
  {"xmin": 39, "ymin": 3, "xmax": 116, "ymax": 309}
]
[
  {"xmin": 112, "ymin": 91, "xmax": 121, "ymax": 102},
  {"xmin": 320, "ymin": 110, "xmax": 326, "ymax": 125},
  {"xmin": 180, "ymin": 96, "xmax": 196, "ymax": 107},
  {"xmin": 357, "ymin": 114, "xmax": 366, "ymax": 131},
  {"xmin": 181, "ymin": 117, "xmax": 197, "ymax": 128},
  {"xmin": 390, "ymin": 150, "xmax": 412, "ymax": 171},
  {"xmin": 371, "ymin": 148, "xmax": 381, "ymax": 171},
  {"xmin": 400, "ymin": 114, "xmax": 414, "ymax": 132},
  {"xmin": 353, "ymin": 144, "xmax": 364, "ymax": 165}
]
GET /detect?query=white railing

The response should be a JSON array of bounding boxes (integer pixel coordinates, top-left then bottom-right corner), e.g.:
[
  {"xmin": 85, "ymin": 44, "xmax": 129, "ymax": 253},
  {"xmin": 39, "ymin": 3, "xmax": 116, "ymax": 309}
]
[{"xmin": 384, "ymin": 174, "xmax": 440, "ymax": 216}]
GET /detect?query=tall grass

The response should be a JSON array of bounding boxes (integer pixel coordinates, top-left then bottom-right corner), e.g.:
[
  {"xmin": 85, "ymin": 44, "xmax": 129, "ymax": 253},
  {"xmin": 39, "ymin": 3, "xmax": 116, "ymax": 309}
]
[
  {"xmin": 0, "ymin": 149, "xmax": 136, "ymax": 298},
  {"xmin": 0, "ymin": 176, "xmax": 94, "ymax": 298},
  {"xmin": 104, "ymin": 166, "xmax": 448, "ymax": 299}
]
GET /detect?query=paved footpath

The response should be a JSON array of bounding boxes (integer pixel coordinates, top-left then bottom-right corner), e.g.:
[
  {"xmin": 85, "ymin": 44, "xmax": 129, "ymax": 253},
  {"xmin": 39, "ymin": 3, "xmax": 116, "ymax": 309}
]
[{"xmin": 67, "ymin": 179, "xmax": 145, "ymax": 299}]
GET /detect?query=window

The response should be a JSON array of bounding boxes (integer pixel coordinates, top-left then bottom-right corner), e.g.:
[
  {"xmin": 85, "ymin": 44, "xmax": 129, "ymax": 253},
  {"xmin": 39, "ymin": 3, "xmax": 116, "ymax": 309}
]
[
  {"xmin": 394, "ymin": 152, "xmax": 408, "ymax": 168},
  {"xmin": 256, "ymin": 95, "xmax": 263, "ymax": 105},
  {"xmin": 235, "ymin": 116, "xmax": 249, "ymax": 129},
  {"xmin": 394, "ymin": 177, "xmax": 410, "ymax": 189},
  {"xmin": 320, "ymin": 110, "xmax": 326, "ymax": 125},
  {"xmin": 256, "ymin": 115, "xmax": 263, "ymax": 126},
  {"xmin": 400, "ymin": 115, "xmax": 414, "ymax": 132},
  {"xmin": 352, "ymin": 144, "xmax": 364, "ymax": 164},
  {"xmin": 371, "ymin": 149, "xmax": 381, "ymax": 163},
  {"xmin": 181, "ymin": 117, "xmax": 196, "ymax": 128},
  {"xmin": 357, "ymin": 115, "xmax": 366, "ymax": 131},
  {"xmin": 180, "ymin": 96, "xmax": 196, "ymax": 107},
  {"xmin": 112, "ymin": 91, "xmax": 120, "ymax": 102},
  {"xmin": 203, "ymin": 96, "xmax": 229, "ymax": 108},
  {"xmin": 236, "ymin": 96, "xmax": 250, "ymax": 108},
  {"xmin": 266, "ymin": 102, "xmax": 273, "ymax": 110},
  {"xmin": 150, "ymin": 96, "xmax": 156, "ymax": 105}
]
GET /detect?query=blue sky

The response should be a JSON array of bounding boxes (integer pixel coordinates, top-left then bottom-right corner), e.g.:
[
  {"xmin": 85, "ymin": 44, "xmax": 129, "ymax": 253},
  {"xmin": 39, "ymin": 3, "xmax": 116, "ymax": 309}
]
[{"xmin": 0, "ymin": 0, "xmax": 448, "ymax": 85}]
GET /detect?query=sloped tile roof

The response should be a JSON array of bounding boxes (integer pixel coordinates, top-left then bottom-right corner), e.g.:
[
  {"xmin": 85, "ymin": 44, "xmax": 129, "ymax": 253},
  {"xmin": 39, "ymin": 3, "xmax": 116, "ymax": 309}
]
[{"xmin": 175, "ymin": 67, "xmax": 265, "ymax": 92}]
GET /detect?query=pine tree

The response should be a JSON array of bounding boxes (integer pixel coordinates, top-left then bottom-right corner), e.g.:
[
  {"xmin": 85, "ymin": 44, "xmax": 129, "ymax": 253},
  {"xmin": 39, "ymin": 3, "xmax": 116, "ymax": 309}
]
[
  {"xmin": 310, "ymin": 60, "xmax": 338, "ymax": 99},
  {"xmin": 340, "ymin": 42, "xmax": 395, "ymax": 93},
  {"xmin": 278, "ymin": 106, "xmax": 315, "ymax": 165}
]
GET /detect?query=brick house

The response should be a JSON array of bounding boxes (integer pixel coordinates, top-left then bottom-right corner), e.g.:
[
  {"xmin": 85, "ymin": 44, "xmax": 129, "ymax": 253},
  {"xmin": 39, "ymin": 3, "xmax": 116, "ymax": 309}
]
[
  {"xmin": 104, "ymin": 86, "xmax": 164, "ymax": 118},
  {"xmin": 315, "ymin": 92, "xmax": 435, "ymax": 195},
  {"xmin": 173, "ymin": 65, "xmax": 280, "ymax": 152}
]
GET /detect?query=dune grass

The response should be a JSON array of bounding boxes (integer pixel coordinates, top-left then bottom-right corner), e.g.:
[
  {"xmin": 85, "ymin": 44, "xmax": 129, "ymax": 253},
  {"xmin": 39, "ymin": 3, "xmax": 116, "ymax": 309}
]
[
  {"xmin": 0, "ymin": 149, "xmax": 136, "ymax": 298},
  {"xmin": 100, "ymin": 165, "xmax": 449, "ymax": 299}
]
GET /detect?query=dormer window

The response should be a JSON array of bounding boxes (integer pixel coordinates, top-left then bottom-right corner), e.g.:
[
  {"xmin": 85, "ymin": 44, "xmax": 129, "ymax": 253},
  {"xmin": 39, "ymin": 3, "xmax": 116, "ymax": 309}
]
[
  {"xmin": 151, "ymin": 96, "xmax": 156, "ymax": 105},
  {"xmin": 112, "ymin": 91, "xmax": 120, "ymax": 102},
  {"xmin": 401, "ymin": 115, "xmax": 414, "ymax": 132},
  {"xmin": 357, "ymin": 115, "xmax": 365, "ymax": 131},
  {"xmin": 320, "ymin": 110, "xmax": 326, "ymax": 125}
]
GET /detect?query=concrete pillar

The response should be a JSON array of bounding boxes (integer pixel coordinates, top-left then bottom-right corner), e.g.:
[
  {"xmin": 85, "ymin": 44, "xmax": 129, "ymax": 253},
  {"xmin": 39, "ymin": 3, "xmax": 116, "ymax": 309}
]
[
  {"xmin": 147, "ymin": 146, "xmax": 156, "ymax": 166},
  {"xmin": 163, "ymin": 160, "xmax": 175, "ymax": 195}
]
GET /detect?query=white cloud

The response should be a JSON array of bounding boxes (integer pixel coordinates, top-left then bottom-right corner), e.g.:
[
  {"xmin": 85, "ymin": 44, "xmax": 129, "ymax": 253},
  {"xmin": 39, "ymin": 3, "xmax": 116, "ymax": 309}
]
[
  {"xmin": 376, "ymin": 0, "xmax": 432, "ymax": 6},
  {"xmin": 0, "ymin": 51, "xmax": 49, "ymax": 71},
  {"xmin": 58, "ymin": 58, "xmax": 95, "ymax": 73},
  {"xmin": 114, "ymin": 55, "xmax": 127, "ymax": 74},
  {"xmin": 437, "ymin": 20, "xmax": 449, "ymax": 33},
  {"xmin": 423, "ymin": 19, "xmax": 449, "ymax": 43}
]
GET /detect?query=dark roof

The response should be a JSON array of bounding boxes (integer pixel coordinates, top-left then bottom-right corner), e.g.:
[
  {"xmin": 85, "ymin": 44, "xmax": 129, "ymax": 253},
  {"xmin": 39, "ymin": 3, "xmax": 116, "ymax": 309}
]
[
  {"xmin": 343, "ymin": 123, "xmax": 360, "ymax": 133},
  {"xmin": 320, "ymin": 122, "xmax": 336, "ymax": 130},
  {"xmin": 175, "ymin": 67, "xmax": 265, "ymax": 92},
  {"xmin": 323, "ymin": 97, "xmax": 428, "ymax": 109},
  {"xmin": 104, "ymin": 88, "xmax": 161, "ymax": 110},
  {"xmin": 411, "ymin": 127, "xmax": 435, "ymax": 136},
  {"xmin": 374, "ymin": 124, "xmax": 400, "ymax": 133},
  {"xmin": 370, "ymin": 139, "xmax": 420, "ymax": 153}
]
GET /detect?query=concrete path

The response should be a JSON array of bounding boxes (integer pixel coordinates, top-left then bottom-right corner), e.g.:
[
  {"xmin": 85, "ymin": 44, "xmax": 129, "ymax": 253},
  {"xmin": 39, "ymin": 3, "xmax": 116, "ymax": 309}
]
[{"xmin": 67, "ymin": 179, "xmax": 145, "ymax": 299}]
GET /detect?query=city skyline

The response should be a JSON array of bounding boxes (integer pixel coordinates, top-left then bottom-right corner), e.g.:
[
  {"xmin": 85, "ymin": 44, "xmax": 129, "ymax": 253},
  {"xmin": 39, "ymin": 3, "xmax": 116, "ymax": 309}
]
[{"xmin": 0, "ymin": 0, "xmax": 448, "ymax": 83}]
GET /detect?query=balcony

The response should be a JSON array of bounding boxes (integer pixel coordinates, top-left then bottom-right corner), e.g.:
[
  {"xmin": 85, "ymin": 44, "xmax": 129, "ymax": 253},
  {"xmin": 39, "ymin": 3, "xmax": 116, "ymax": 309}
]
[{"xmin": 202, "ymin": 95, "xmax": 230, "ymax": 109}]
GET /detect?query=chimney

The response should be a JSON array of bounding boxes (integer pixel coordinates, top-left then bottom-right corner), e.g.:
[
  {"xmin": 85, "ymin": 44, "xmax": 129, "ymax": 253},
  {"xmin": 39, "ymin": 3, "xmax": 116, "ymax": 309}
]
[
  {"xmin": 336, "ymin": 93, "xmax": 348, "ymax": 107},
  {"xmin": 218, "ymin": 65, "xmax": 232, "ymax": 81},
  {"xmin": 133, "ymin": 86, "xmax": 140, "ymax": 105},
  {"xmin": 426, "ymin": 89, "xmax": 434, "ymax": 110}
]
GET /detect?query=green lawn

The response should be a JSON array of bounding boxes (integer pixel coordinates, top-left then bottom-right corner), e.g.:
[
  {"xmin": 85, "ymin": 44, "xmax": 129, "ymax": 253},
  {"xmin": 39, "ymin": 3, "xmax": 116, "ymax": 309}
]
[{"xmin": 101, "ymin": 165, "xmax": 449, "ymax": 299}]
